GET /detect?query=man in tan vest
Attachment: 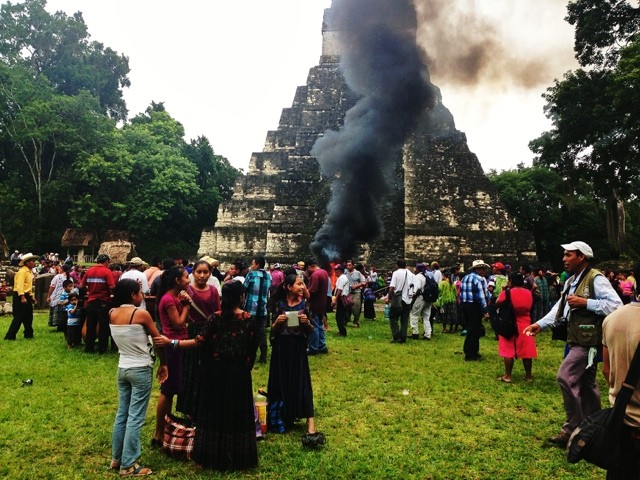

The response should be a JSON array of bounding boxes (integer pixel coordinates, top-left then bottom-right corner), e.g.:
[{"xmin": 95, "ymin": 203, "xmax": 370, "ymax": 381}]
[{"xmin": 524, "ymin": 241, "xmax": 623, "ymax": 447}]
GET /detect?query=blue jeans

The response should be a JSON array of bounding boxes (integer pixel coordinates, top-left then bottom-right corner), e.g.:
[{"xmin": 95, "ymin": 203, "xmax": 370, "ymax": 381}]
[
  {"xmin": 308, "ymin": 312, "xmax": 327, "ymax": 353},
  {"xmin": 112, "ymin": 366, "xmax": 153, "ymax": 468}
]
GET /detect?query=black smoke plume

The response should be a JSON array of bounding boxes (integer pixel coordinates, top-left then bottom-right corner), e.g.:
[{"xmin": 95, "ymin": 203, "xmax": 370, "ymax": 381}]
[{"xmin": 309, "ymin": 0, "xmax": 435, "ymax": 264}]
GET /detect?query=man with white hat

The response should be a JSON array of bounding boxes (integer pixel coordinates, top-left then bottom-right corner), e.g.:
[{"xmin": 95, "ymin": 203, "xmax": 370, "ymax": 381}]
[
  {"xmin": 4, "ymin": 253, "xmax": 38, "ymax": 340},
  {"xmin": 460, "ymin": 259, "xmax": 490, "ymax": 361},
  {"xmin": 120, "ymin": 257, "xmax": 150, "ymax": 310},
  {"xmin": 524, "ymin": 241, "xmax": 623, "ymax": 448}
]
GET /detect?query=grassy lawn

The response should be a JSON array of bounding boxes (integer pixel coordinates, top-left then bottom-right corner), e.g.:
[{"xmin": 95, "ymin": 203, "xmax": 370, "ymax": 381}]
[{"xmin": 0, "ymin": 309, "xmax": 605, "ymax": 479}]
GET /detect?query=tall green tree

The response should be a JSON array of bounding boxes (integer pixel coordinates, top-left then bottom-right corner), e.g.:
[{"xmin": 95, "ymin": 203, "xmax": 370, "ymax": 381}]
[
  {"xmin": 0, "ymin": 0, "xmax": 130, "ymax": 120},
  {"xmin": 183, "ymin": 135, "xmax": 240, "ymax": 227},
  {"xmin": 489, "ymin": 165, "xmax": 614, "ymax": 265},
  {"xmin": 0, "ymin": 62, "xmax": 113, "ymax": 226},
  {"xmin": 531, "ymin": 0, "xmax": 640, "ymax": 257}
]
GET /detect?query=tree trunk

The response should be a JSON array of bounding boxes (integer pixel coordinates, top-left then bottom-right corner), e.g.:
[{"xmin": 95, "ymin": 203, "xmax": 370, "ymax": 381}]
[{"xmin": 605, "ymin": 191, "xmax": 626, "ymax": 258}]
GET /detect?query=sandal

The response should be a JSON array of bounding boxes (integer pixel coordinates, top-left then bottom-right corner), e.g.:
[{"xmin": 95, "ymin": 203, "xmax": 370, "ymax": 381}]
[
  {"xmin": 120, "ymin": 463, "xmax": 153, "ymax": 476},
  {"xmin": 497, "ymin": 376, "xmax": 512, "ymax": 384}
]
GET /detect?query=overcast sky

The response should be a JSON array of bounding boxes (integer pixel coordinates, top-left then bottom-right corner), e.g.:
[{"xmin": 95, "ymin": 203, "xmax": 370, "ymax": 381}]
[{"xmin": 45, "ymin": 0, "xmax": 577, "ymax": 173}]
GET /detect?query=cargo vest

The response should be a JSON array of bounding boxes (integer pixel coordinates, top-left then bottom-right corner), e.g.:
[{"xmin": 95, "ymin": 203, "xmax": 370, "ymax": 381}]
[{"xmin": 554, "ymin": 267, "xmax": 603, "ymax": 347}]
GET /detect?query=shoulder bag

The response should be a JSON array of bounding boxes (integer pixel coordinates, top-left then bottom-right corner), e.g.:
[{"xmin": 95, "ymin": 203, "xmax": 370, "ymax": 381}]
[
  {"xmin": 567, "ymin": 340, "xmax": 640, "ymax": 469},
  {"xmin": 390, "ymin": 271, "xmax": 408, "ymax": 310},
  {"xmin": 490, "ymin": 288, "xmax": 518, "ymax": 339}
]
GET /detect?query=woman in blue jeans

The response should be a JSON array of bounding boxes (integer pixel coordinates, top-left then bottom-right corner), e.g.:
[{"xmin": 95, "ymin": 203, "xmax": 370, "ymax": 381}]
[{"xmin": 109, "ymin": 279, "xmax": 167, "ymax": 476}]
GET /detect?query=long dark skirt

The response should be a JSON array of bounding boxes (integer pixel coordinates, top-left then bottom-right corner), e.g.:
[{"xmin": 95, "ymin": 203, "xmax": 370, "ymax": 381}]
[
  {"xmin": 267, "ymin": 333, "xmax": 314, "ymax": 428},
  {"xmin": 363, "ymin": 299, "xmax": 376, "ymax": 319},
  {"xmin": 192, "ymin": 360, "xmax": 257, "ymax": 471},
  {"xmin": 177, "ymin": 322, "xmax": 206, "ymax": 416}
]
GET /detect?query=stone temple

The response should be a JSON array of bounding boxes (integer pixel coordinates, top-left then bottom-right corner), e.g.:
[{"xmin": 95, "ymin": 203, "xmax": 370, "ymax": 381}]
[{"xmin": 198, "ymin": 8, "xmax": 536, "ymax": 268}]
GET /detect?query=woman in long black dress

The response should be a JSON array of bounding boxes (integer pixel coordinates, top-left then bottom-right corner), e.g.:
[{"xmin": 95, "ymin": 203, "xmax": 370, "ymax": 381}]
[
  {"xmin": 268, "ymin": 273, "xmax": 324, "ymax": 445},
  {"xmin": 155, "ymin": 280, "xmax": 258, "ymax": 471}
]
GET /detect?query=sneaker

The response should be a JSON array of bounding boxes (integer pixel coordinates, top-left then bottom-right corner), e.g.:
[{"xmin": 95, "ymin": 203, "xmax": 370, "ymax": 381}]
[{"xmin": 421, "ymin": 336, "xmax": 431, "ymax": 340}]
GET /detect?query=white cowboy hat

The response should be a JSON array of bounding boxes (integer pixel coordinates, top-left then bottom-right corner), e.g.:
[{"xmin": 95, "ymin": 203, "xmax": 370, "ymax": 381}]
[
  {"xmin": 19, "ymin": 253, "xmax": 39, "ymax": 266},
  {"xmin": 471, "ymin": 259, "xmax": 490, "ymax": 269}
]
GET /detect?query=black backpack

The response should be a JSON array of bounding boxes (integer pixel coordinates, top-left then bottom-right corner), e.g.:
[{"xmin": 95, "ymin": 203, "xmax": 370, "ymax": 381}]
[
  {"xmin": 422, "ymin": 273, "xmax": 439, "ymax": 303},
  {"xmin": 489, "ymin": 288, "xmax": 518, "ymax": 339}
]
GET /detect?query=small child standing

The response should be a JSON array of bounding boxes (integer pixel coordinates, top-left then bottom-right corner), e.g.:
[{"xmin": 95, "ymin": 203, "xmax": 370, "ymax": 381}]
[
  {"xmin": 57, "ymin": 280, "xmax": 76, "ymax": 335},
  {"xmin": 363, "ymin": 287, "xmax": 376, "ymax": 320},
  {"xmin": 65, "ymin": 293, "xmax": 81, "ymax": 348}
]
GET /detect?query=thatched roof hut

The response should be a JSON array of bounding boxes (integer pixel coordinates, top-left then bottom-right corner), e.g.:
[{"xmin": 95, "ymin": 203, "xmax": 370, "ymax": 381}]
[
  {"xmin": 60, "ymin": 229, "xmax": 98, "ymax": 248},
  {"xmin": 99, "ymin": 240, "xmax": 137, "ymax": 264}
]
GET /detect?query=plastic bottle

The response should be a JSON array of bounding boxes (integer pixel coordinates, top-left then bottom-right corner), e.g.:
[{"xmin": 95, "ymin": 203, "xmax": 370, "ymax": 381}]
[
  {"xmin": 384, "ymin": 303, "xmax": 390, "ymax": 319},
  {"xmin": 254, "ymin": 390, "xmax": 268, "ymax": 433}
]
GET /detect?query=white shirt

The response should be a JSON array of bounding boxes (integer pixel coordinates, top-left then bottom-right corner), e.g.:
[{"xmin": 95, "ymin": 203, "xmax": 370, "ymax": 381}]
[
  {"xmin": 334, "ymin": 274, "xmax": 350, "ymax": 296},
  {"xmin": 120, "ymin": 269, "xmax": 149, "ymax": 310},
  {"xmin": 432, "ymin": 269, "xmax": 443, "ymax": 284},
  {"xmin": 390, "ymin": 268, "xmax": 415, "ymax": 304}
]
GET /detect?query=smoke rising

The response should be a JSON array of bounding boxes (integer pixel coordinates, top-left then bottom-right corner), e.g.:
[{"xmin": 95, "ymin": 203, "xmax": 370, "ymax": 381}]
[
  {"xmin": 414, "ymin": 0, "xmax": 576, "ymax": 90},
  {"xmin": 309, "ymin": 0, "xmax": 435, "ymax": 264}
]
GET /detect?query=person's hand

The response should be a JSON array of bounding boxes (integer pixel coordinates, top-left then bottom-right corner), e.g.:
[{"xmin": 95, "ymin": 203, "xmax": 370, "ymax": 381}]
[
  {"xmin": 21, "ymin": 296, "xmax": 27, "ymax": 304},
  {"xmin": 275, "ymin": 314, "xmax": 287, "ymax": 325},
  {"xmin": 523, "ymin": 323, "xmax": 541, "ymax": 337},
  {"xmin": 384, "ymin": 295, "xmax": 389, "ymax": 304},
  {"xmin": 153, "ymin": 335, "xmax": 170, "ymax": 347},
  {"xmin": 567, "ymin": 294, "xmax": 588, "ymax": 309},
  {"xmin": 299, "ymin": 313, "xmax": 309, "ymax": 325},
  {"xmin": 178, "ymin": 290, "xmax": 192, "ymax": 305},
  {"xmin": 157, "ymin": 365, "xmax": 168, "ymax": 384}
]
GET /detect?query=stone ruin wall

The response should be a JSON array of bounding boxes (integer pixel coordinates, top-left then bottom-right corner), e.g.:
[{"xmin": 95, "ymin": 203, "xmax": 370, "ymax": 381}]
[{"xmin": 198, "ymin": 8, "xmax": 536, "ymax": 270}]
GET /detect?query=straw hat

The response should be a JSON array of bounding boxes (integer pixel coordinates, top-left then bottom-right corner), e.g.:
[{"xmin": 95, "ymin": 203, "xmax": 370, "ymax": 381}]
[{"xmin": 18, "ymin": 253, "xmax": 39, "ymax": 266}]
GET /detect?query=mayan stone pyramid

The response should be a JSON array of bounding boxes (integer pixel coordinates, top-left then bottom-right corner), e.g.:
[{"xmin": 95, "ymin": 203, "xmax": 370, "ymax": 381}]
[{"xmin": 198, "ymin": 8, "xmax": 536, "ymax": 268}]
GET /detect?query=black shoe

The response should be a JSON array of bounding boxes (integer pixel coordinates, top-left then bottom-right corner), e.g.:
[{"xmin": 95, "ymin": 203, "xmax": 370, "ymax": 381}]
[
  {"xmin": 422, "ymin": 336, "xmax": 431, "ymax": 340},
  {"xmin": 258, "ymin": 354, "xmax": 267, "ymax": 364},
  {"xmin": 548, "ymin": 433, "xmax": 570, "ymax": 448},
  {"xmin": 464, "ymin": 354, "xmax": 482, "ymax": 361},
  {"xmin": 319, "ymin": 348, "xmax": 329, "ymax": 354},
  {"xmin": 410, "ymin": 334, "xmax": 419, "ymax": 340},
  {"xmin": 150, "ymin": 438, "xmax": 162, "ymax": 448}
]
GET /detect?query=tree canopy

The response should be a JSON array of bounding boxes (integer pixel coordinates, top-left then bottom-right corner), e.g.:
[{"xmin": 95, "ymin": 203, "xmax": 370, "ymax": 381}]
[
  {"xmin": 530, "ymin": 0, "xmax": 640, "ymax": 257},
  {"xmin": 0, "ymin": 0, "xmax": 240, "ymax": 257}
]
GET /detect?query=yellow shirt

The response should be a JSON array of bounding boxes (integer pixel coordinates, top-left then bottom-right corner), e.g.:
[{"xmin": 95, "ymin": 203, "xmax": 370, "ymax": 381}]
[{"xmin": 14, "ymin": 266, "xmax": 34, "ymax": 297}]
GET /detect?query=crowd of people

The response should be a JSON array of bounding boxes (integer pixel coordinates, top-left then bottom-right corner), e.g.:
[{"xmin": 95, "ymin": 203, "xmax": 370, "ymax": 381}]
[{"xmin": 3, "ymin": 244, "xmax": 640, "ymax": 477}]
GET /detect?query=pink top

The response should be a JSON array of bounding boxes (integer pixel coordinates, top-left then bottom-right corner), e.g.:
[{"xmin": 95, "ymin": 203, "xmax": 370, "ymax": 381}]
[
  {"xmin": 620, "ymin": 280, "xmax": 634, "ymax": 297},
  {"xmin": 159, "ymin": 292, "xmax": 188, "ymax": 340},
  {"xmin": 187, "ymin": 285, "xmax": 221, "ymax": 324}
]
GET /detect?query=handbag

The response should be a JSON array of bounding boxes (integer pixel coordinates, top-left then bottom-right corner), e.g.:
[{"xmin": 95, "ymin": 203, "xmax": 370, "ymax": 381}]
[
  {"xmin": 489, "ymin": 288, "xmax": 517, "ymax": 339},
  {"xmin": 341, "ymin": 293, "xmax": 354, "ymax": 310},
  {"xmin": 567, "ymin": 341, "xmax": 640, "ymax": 469},
  {"xmin": 162, "ymin": 414, "xmax": 196, "ymax": 461}
]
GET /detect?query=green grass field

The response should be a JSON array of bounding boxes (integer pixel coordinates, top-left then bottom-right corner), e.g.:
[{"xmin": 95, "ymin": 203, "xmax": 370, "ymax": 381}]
[{"xmin": 0, "ymin": 309, "xmax": 605, "ymax": 479}]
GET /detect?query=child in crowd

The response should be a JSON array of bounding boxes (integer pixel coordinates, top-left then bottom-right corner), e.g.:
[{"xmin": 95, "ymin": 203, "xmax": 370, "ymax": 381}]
[
  {"xmin": 65, "ymin": 293, "xmax": 81, "ymax": 348},
  {"xmin": 56, "ymin": 280, "xmax": 76, "ymax": 333},
  {"xmin": 363, "ymin": 286, "xmax": 376, "ymax": 320}
]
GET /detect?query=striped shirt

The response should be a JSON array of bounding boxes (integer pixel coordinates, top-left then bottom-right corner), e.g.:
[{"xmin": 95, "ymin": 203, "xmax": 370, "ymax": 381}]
[{"xmin": 460, "ymin": 271, "xmax": 488, "ymax": 312}]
